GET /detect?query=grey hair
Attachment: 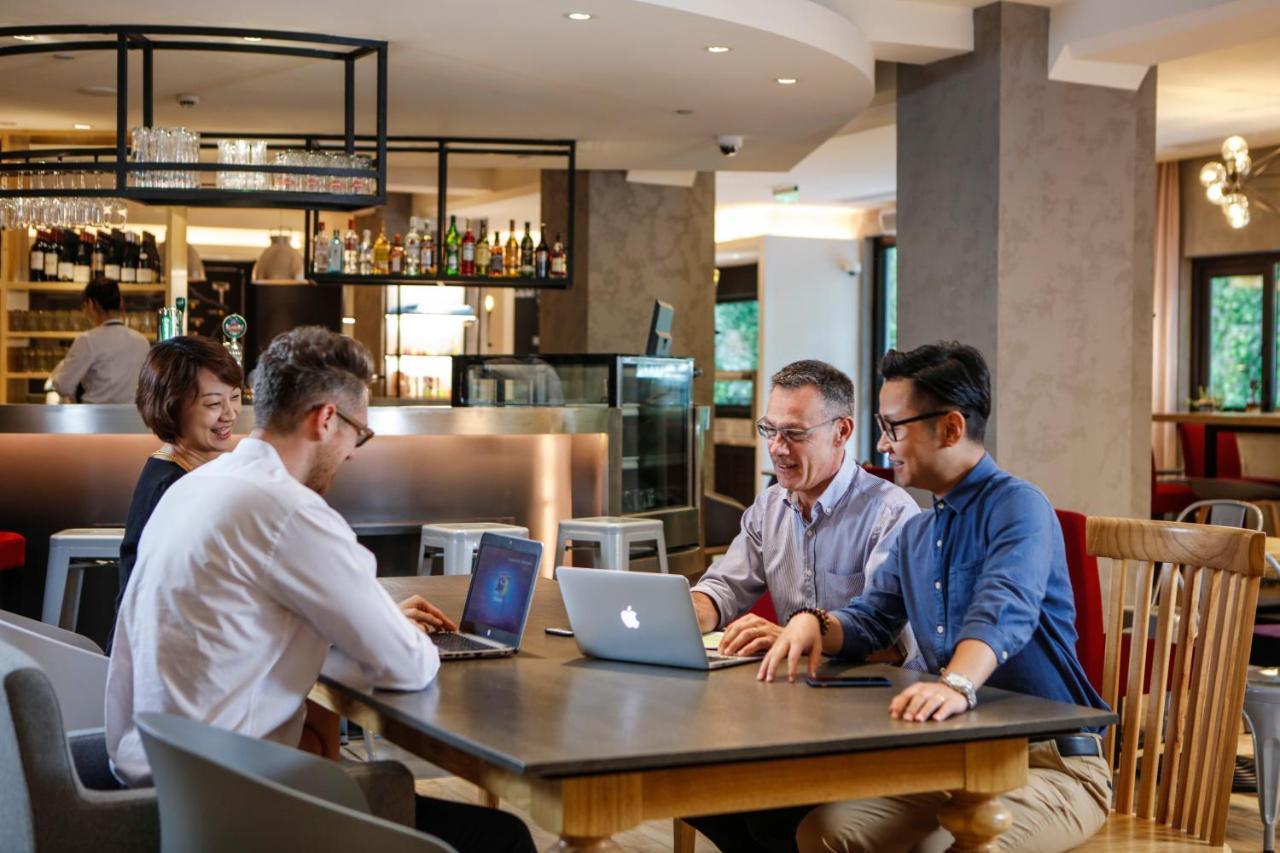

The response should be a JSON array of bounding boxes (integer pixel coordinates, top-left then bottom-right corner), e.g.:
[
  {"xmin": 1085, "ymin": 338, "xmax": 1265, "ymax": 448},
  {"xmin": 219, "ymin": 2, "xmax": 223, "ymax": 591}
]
[
  {"xmin": 770, "ymin": 359, "xmax": 854, "ymax": 417},
  {"xmin": 253, "ymin": 326, "xmax": 373, "ymax": 433}
]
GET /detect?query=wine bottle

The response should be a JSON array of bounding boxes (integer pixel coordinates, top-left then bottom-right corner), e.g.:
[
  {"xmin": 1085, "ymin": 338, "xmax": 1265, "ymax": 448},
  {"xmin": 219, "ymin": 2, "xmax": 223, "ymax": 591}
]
[
  {"xmin": 534, "ymin": 223, "xmax": 549, "ymax": 278},
  {"xmin": 444, "ymin": 215, "xmax": 460, "ymax": 276},
  {"xmin": 505, "ymin": 220, "xmax": 519, "ymax": 278},
  {"xmin": 460, "ymin": 218, "xmax": 476, "ymax": 276},
  {"xmin": 520, "ymin": 222, "xmax": 535, "ymax": 278},
  {"xmin": 550, "ymin": 232, "xmax": 567, "ymax": 278}
]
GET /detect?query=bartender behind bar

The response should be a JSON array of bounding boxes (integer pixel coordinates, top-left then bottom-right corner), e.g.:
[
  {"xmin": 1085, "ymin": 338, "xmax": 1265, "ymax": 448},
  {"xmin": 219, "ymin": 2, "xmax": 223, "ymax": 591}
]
[{"xmin": 47, "ymin": 278, "xmax": 150, "ymax": 404}]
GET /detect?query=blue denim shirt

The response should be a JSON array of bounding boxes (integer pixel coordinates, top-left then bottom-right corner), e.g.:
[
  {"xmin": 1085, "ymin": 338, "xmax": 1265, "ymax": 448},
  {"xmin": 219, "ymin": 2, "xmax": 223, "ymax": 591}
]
[{"xmin": 830, "ymin": 454, "xmax": 1108, "ymax": 715}]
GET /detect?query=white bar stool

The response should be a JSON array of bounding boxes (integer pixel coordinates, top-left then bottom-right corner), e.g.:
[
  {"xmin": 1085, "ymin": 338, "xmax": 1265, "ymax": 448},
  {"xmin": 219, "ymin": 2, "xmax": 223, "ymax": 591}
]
[
  {"xmin": 41, "ymin": 528, "xmax": 125, "ymax": 629},
  {"xmin": 553, "ymin": 516, "xmax": 668, "ymax": 573},
  {"xmin": 417, "ymin": 522, "xmax": 530, "ymax": 576}
]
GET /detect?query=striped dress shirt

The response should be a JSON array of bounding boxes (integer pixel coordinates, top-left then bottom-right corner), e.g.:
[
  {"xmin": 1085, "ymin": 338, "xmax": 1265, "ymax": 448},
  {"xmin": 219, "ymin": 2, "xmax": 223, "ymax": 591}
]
[{"xmin": 693, "ymin": 451, "xmax": 922, "ymax": 664}]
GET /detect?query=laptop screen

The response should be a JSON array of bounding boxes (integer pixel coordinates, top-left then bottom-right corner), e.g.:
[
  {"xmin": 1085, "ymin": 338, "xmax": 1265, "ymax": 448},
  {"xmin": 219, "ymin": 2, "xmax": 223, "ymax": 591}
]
[{"xmin": 458, "ymin": 534, "xmax": 541, "ymax": 645}]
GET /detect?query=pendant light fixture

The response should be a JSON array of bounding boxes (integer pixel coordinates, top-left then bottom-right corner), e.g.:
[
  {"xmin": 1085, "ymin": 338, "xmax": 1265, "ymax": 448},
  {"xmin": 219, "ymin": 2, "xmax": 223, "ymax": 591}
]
[{"xmin": 251, "ymin": 229, "xmax": 306, "ymax": 284}]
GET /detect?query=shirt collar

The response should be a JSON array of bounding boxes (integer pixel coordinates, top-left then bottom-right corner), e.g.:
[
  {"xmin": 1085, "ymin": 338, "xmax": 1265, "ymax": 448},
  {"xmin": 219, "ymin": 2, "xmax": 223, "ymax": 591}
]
[
  {"xmin": 783, "ymin": 449, "xmax": 859, "ymax": 517},
  {"xmin": 102, "ymin": 319, "xmax": 124, "ymax": 326},
  {"xmin": 933, "ymin": 453, "xmax": 999, "ymax": 513}
]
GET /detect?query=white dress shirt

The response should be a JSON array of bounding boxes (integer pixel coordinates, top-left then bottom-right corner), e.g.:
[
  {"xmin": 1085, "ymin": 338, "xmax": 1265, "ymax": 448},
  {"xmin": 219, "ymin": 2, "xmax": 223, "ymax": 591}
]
[
  {"xmin": 48, "ymin": 318, "xmax": 150, "ymax": 403},
  {"xmin": 106, "ymin": 438, "xmax": 439, "ymax": 787}
]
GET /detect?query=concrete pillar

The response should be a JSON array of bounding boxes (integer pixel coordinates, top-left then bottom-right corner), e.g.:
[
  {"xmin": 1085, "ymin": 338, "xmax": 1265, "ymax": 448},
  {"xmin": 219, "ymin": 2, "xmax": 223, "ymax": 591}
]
[
  {"xmin": 897, "ymin": 1, "xmax": 1155, "ymax": 518},
  {"xmin": 539, "ymin": 170, "xmax": 716, "ymax": 406}
]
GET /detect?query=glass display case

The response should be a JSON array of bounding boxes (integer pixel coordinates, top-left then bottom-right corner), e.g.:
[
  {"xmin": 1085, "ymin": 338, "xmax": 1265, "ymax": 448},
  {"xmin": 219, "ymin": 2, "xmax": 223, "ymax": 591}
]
[{"xmin": 452, "ymin": 354, "xmax": 695, "ymax": 516}]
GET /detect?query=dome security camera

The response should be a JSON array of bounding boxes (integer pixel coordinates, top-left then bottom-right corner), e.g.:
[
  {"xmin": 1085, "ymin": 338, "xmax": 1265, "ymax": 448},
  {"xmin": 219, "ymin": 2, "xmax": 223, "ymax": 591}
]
[{"xmin": 717, "ymin": 134, "xmax": 743, "ymax": 157}]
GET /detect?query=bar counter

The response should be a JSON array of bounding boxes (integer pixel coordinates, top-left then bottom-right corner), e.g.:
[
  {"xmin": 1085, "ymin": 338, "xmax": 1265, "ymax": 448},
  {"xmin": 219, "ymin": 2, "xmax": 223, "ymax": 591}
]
[{"xmin": 0, "ymin": 403, "xmax": 620, "ymax": 621}]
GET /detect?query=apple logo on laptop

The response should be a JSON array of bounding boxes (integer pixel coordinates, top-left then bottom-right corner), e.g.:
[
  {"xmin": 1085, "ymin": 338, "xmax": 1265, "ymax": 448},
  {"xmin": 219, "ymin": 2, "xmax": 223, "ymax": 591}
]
[{"xmin": 620, "ymin": 605, "xmax": 640, "ymax": 630}]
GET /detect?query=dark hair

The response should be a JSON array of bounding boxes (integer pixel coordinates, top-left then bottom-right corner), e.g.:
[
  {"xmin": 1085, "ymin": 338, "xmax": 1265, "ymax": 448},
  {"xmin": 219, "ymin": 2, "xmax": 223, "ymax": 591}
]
[
  {"xmin": 83, "ymin": 277, "xmax": 122, "ymax": 313},
  {"xmin": 770, "ymin": 359, "xmax": 854, "ymax": 417},
  {"xmin": 879, "ymin": 342, "xmax": 991, "ymax": 442},
  {"xmin": 253, "ymin": 326, "xmax": 372, "ymax": 433},
  {"xmin": 136, "ymin": 336, "xmax": 245, "ymax": 444}
]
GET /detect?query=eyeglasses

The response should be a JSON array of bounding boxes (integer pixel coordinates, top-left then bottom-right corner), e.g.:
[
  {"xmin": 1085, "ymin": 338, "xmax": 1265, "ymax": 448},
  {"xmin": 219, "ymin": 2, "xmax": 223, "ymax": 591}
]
[
  {"xmin": 875, "ymin": 410, "xmax": 957, "ymax": 442},
  {"xmin": 334, "ymin": 407, "xmax": 375, "ymax": 448},
  {"xmin": 756, "ymin": 417, "xmax": 842, "ymax": 444}
]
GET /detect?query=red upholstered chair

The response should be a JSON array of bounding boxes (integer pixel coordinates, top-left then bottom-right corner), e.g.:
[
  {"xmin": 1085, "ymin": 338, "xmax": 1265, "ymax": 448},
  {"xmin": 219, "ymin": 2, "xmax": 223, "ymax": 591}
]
[
  {"xmin": 1055, "ymin": 509, "xmax": 1104, "ymax": 694},
  {"xmin": 747, "ymin": 590, "xmax": 778, "ymax": 624},
  {"xmin": 0, "ymin": 532, "xmax": 22, "ymax": 573},
  {"xmin": 1151, "ymin": 454, "xmax": 1196, "ymax": 518},
  {"xmin": 1177, "ymin": 422, "xmax": 1243, "ymax": 478},
  {"xmin": 862, "ymin": 464, "xmax": 896, "ymax": 483}
]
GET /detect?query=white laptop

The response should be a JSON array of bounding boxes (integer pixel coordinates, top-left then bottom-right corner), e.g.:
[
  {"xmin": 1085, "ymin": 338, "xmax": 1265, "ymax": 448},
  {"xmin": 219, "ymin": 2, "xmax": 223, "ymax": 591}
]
[
  {"xmin": 557, "ymin": 567, "xmax": 759, "ymax": 671},
  {"xmin": 432, "ymin": 533, "xmax": 542, "ymax": 660}
]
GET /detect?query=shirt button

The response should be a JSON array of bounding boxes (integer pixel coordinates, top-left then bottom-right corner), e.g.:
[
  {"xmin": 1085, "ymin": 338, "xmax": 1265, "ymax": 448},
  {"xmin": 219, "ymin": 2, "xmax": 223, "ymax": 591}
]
[
  {"xmin": 936, "ymin": 625, "xmax": 944, "ymax": 635},
  {"xmin": 936, "ymin": 539, "xmax": 943, "ymax": 548},
  {"xmin": 807, "ymin": 529, "xmax": 815, "ymax": 538},
  {"xmin": 934, "ymin": 581, "xmax": 942, "ymax": 590},
  {"xmin": 1002, "ymin": 651, "xmax": 1009, "ymax": 661}
]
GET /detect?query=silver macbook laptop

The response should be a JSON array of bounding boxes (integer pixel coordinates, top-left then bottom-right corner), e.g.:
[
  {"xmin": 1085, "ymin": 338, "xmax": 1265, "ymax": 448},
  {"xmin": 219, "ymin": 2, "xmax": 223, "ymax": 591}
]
[
  {"xmin": 433, "ymin": 533, "xmax": 542, "ymax": 660},
  {"xmin": 557, "ymin": 567, "xmax": 759, "ymax": 670}
]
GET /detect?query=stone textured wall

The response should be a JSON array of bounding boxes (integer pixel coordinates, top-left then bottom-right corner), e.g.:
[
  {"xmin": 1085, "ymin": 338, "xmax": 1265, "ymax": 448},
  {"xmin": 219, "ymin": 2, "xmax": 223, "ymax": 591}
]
[
  {"xmin": 898, "ymin": 2, "xmax": 1156, "ymax": 519},
  {"xmin": 540, "ymin": 170, "xmax": 716, "ymax": 404}
]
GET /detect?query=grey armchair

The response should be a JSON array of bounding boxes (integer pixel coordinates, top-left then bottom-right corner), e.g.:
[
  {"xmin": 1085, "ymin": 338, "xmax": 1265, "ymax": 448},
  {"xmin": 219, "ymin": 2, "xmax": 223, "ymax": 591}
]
[
  {"xmin": 136, "ymin": 712, "xmax": 457, "ymax": 853},
  {"xmin": 0, "ymin": 641, "xmax": 158, "ymax": 853}
]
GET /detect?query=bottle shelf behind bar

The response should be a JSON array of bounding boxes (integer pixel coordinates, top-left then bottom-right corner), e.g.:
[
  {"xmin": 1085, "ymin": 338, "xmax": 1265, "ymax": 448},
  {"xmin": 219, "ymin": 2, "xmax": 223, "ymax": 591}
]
[{"xmin": 311, "ymin": 273, "xmax": 569, "ymax": 288}]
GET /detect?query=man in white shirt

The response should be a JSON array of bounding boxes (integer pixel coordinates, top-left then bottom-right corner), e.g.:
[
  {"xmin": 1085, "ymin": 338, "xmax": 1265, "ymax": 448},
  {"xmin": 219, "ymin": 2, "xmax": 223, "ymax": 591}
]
[
  {"xmin": 107, "ymin": 326, "xmax": 535, "ymax": 852},
  {"xmin": 48, "ymin": 278, "xmax": 149, "ymax": 403}
]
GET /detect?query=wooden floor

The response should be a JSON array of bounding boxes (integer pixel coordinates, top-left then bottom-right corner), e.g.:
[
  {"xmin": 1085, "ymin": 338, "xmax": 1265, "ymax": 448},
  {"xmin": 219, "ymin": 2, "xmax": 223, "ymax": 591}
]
[{"xmin": 351, "ymin": 736, "xmax": 1271, "ymax": 852}]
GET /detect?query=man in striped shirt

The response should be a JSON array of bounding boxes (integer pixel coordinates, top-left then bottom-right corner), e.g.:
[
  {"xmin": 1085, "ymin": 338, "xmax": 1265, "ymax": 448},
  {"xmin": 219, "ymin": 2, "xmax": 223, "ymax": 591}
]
[{"xmin": 691, "ymin": 360, "xmax": 920, "ymax": 662}]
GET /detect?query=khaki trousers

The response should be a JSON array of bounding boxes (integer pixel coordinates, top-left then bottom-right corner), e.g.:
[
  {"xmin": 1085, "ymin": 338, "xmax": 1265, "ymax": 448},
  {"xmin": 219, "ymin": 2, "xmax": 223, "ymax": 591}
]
[{"xmin": 796, "ymin": 737, "xmax": 1112, "ymax": 853}]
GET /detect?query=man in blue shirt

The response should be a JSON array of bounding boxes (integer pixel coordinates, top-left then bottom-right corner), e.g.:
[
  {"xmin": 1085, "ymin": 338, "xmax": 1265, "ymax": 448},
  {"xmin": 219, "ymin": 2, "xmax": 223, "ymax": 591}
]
[{"xmin": 744, "ymin": 342, "xmax": 1111, "ymax": 852}]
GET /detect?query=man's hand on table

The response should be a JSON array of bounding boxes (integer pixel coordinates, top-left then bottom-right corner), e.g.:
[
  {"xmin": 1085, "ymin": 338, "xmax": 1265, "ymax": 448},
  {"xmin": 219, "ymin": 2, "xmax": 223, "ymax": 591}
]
[
  {"xmin": 757, "ymin": 613, "xmax": 824, "ymax": 682},
  {"xmin": 718, "ymin": 613, "xmax": 783, "ymax": 655},
  {"xmin": 888, "ymin": 681, "xmax": 968, "ymax": 722},
  {"xmin": 398, "ymin": 595, "xmax": 457, "ymax": 633}
]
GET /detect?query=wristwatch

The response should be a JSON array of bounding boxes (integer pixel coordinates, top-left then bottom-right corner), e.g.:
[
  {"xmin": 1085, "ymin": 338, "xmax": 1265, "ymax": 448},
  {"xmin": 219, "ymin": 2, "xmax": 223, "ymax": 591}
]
[{"xmin": 940, "ymin": 668, "xmax": 977, "ymax": 710}]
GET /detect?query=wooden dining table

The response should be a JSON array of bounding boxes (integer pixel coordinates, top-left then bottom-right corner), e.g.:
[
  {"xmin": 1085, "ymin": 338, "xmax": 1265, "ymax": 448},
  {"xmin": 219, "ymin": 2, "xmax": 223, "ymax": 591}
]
[
  {"xmin": 310, "ymin": 576, "xmax": 1114, "ymax": 852},
  {"xmin": 1153, "ymin": 411, "xmax": 1280, "ymax": 478}
]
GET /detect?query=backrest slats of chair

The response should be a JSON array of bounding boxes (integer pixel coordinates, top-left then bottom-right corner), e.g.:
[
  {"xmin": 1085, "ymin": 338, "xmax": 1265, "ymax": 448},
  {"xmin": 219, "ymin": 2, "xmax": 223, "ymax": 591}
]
[
  {"xmin": 1087, "ymin": 517, "xmax": 1262, "ymax": 845},
  {"xmin": 1157, "ymin": 565, "xmax": 1201, "ymax": 825},
  {"xmin": 1136, "ymin": 562, "xmax": 1177, "ymax": 819},
  {"xmin": 1101, "ymin": 557, "xmax": 1129, "ymax": 765},
  {"xmin": 1115, "ymin": 559, "xmax": 1155, "ymax": 814}
]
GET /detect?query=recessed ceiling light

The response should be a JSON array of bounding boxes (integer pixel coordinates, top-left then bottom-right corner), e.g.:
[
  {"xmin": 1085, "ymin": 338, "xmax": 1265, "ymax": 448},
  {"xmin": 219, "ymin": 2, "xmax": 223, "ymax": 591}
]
[
  {"xmin": 706, "ymin": 46, "xmax": 731, "ymax": 54},
  {"xmin": 565, "ymin": 12, "xmax": 592, "ymax": 21},
  {"xmin": 53, "ymin": 53, "xmax": 76, "ymax": 60},
  {"xmin": 12, "ymin": 35, "xmax": 36, "ymax": 42},
  {"xmin": 73, "ymin": 123, "xmax": 92, "ymax": 130},
  {"xmin": 243, "ymin": 36, "xmax": 263, "ymax": 42},
  {"xmin": 78, "ymin": 85, "xmax": 116, "ymax": 97},
  {"xmin": 674, "ymin": 109, "xmax": 694, "ymax": 116},
  {"xmin": 776, "ymin": 77, "xmax": 798, "ymax": 85}
]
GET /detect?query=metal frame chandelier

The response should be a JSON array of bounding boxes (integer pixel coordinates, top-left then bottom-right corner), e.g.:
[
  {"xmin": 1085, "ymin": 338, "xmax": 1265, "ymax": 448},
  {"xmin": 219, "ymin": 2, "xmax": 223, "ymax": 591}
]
[{"xmin": 1199, "ymin": 135, "xmax": 1280, "ymax": 229}]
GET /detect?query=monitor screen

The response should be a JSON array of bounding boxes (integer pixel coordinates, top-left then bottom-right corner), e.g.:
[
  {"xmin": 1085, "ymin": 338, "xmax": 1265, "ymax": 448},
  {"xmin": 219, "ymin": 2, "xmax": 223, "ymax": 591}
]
[
  {"xmin": 459, "ymin": 536, "xmax": 541, "ymax": 641},
  {"xmin": 646, "ymin": 299, "xmax": 674, "ymax": 356}
]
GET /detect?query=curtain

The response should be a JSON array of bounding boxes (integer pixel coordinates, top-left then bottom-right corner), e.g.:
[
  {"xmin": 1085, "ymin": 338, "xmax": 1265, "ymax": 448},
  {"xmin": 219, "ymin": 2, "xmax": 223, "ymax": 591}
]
[{"xmin": 1152, "ymin": 161, "xmax": 1181, "ymax": 471}]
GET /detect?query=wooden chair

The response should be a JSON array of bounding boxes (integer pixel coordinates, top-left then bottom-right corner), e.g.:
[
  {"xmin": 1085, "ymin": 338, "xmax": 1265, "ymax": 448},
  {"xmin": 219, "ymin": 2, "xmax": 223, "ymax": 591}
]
[{"xmin": 1080, "ymin": 516, "xmax": 1264, "ymax": 849}]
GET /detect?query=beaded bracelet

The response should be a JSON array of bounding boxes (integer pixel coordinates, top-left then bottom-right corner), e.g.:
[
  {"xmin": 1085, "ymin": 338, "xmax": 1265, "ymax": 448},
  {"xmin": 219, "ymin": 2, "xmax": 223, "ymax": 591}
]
[{"xmin": 789, "ymin": 606, "xmax": 829, "ymax": 635}]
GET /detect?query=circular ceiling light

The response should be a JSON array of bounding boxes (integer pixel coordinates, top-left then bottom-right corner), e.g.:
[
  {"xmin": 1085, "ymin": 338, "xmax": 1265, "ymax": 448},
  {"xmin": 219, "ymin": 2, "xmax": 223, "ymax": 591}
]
[
  {"xmin": 674, "ymin": 109, "xmax": 694, "ymax": 115},
  {"xmin": 12, "ymin": 35, "xmax": 36, "ymax": 42},
  {"xmin": 53, "ymin": 53, "xmax": 76, "ymax": 60},
  {"xmin": 73, "ymin": 123, "xmax": 92, "ymax": 130},
  {"xmin": 776, "ymin": 77, "xmax": 798, "ymax": 85},
  {"xmin": 706, "ymin": 46, "xmax": 731, "ymax": 54},
  {"xmin": 565, "ymin": 12, "xmax": 592, "ymax": 21},
  {"xmin": 78, "ymin": 85, "xmax": 116, "ymax": 97},
  {"xmin": 243, "ymin": 36, "xmax": 263, "ymax": 42}
]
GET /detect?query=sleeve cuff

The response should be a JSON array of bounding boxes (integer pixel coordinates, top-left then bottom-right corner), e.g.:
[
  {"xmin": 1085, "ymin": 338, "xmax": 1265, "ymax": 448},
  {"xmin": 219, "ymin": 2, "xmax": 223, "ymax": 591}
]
[
  {"xmin": 689, "ymin": 583, "xmax": 728, "ymax": 630},
  {"xmin": 956, "ymin": 623, "xmax": 1009, "ymax": 664},
  {"xmin": 832, "ymin": 609, "xmax": 871, "ymax": 659}
]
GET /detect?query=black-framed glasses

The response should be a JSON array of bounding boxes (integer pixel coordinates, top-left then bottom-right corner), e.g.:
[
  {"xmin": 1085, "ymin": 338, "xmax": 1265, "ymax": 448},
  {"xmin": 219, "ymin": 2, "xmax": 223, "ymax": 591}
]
[
  {"xmin": 756, "ymin": 416, "xmax": 842, "ymax": 444},
  {"xmin": 334, "ymin": 407, "xmax": 375, "ymax": 448},
  {"xmin": 875, "ymin": 410, "xmax": 956, "ymax": 441}
]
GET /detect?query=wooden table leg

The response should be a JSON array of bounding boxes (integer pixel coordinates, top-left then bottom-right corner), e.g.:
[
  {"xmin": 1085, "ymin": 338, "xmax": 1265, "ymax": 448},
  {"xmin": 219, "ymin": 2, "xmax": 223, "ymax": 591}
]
[
  {"xmin": 938, "ymin": 791, "xmax": 1013, "ymax": 852},
  {"xmin": 673, "ymin": 817, "xmax": 697, "ymax": 853},
  {"xmin": 545, "ymin": 836, "xmax": 623, "ymax": 852}
]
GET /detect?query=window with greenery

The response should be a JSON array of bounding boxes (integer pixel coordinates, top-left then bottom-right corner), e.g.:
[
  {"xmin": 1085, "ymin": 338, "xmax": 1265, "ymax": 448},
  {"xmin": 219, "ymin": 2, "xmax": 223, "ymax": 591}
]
[
  {"xmin": 714, "ymin": 299, "xmax": 758, "ymax": 408},
  {"xmin": 1192, "ymin": 255, "xmax": 1280, "ymax": 411}
]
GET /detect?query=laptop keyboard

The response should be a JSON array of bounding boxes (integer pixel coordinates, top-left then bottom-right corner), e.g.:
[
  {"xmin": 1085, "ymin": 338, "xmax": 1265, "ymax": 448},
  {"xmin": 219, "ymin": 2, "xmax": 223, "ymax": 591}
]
[{"xmin": 433, "ymin": 633, "xmax": 494, "ymax": 653}]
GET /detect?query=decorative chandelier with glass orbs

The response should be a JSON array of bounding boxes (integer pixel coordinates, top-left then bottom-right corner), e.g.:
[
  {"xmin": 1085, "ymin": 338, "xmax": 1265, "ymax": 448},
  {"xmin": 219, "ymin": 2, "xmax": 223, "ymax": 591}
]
[{"xmin": 1200, "ymin": 135, "xmax": 1280, "ymax": 229}]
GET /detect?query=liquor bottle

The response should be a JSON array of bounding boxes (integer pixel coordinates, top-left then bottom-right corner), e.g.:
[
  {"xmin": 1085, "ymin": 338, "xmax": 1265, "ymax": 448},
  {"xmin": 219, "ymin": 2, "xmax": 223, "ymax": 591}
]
[
  {"xmin": 389, "ymin": 234, "xmax": 405, "ymax": 275},
  {"xmin": 405, "ymin": 218, "xmax": 421, "ymax": 277},
  {"xmin": 505, "ymin": 220, "xmax": 519, "ymax": 278},
  {"xmin": 550, "ymin": 232, "xmax": 567, "ymax": 278},
  {"xmin": 29, "ymin": 230, "xmax": 45, "ymax": 281},
  {"xmin": 73, "ymin": 232, "xmax": 92, "ymax": 284},
  {"xmin": 460, "ymin": 218, "xmax": 476, "ymax": 276},
  {"xmin": 313, "ymin": 220, "xmax": 329, "ymax": 274},
  {"xmin": 136, "ymin": 234, "xmax": 154, "ymax": 284},
  {"xmin": 58, "ymin": 231, "xmax": 77, "ymax": 282},
  {"xmin": 90, "ymin": 231, "xmax": 105, "ymax": 277},
  {"xmin": 534, "ymin": 224, "xmax": 549, "ymax": 278},
  {"xmin": 475, "ymin": 219, "xmax": 490, "ymax": 274},
  {"xmin": 520, "ymin": 222, "xmax": 535, "ymax": 278},
  {"xmin": 489, "ymin": 229, "xmax": 504, "ymax": 277},
  {"xmin": 358, "ymin": 229, "xmax": 373, "ymax": 276},
  {"xmin": 444, "ymin": 215, "xmax": 460, "ymax": 276},
  {"xmin": 422, "ymin": 220, "xmax": 437, "ymax": 276},
  {"xmin": 103, "ymin": 231, "xmax": 122, "ymax": 281},
  {"xmin": 119, "ymin": 233, "xmax": 137, "ymax": 283},
  {"xmin": 343, "ymin": 219, "xmax": 359, "ymax": 274},
  {"xmin": 373, "ymin": 227, "xmax": 390, "ymax": 275},
  {"xmin": 327, "ymin": 229, "xmax": 343, "ymax": 274}
]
